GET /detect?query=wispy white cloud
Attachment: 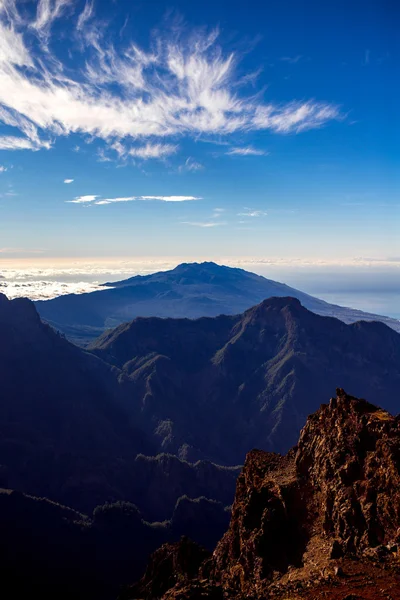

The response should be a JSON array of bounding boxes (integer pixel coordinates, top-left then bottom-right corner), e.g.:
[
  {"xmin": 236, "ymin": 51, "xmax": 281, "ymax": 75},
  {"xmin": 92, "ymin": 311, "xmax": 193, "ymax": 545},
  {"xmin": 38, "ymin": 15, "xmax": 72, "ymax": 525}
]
[
  {"xmin": 67, "ymin": 194, "xmax": 99, "ymax": 204},
  {"xmin": 0, "ymin": 164, "xmax": 7, "ymax": 172},
  {"xmin": 363, "ymin": 49, "xmax": 370, "ymax": 66},
  {"xmin": 140, "ymin": 195, "xmax": 201, "ymax": 202},
  {"xmin": 128, "ymin": 143, "xmax": 178, "ymax": 159},
  {"xmin": 212, "ymin": 207, "xmax": 225, "ymax": 218},
  {"xmin": 0, "ymin": 135, "xmax": 51, "ymax": 151},
  {"xmin": 226, "ymin": 146, "xmax": 268, "ymax": 156},
  {"xmin": 238, "ymin": 209, "xmax": 267, "ymax": 217},
  {"xmin": 32, "ymin": 0, "xmax": 74, "ymax": 38},
  {"xmin": 181, "ymin": 220, "xmax": 226, "ymax": 228},
  {"xmin": 178, "ymin": 157, "xmax": 203, "ymax": 172},
  {"xmin": 0, "ymin": 246, "xmax": 44, "ymax": 254},
  {"xmin": 252, "ymin": 102, "xmax": 340, "ymax": 133},
  {"xmin": 67, "ymin": 194, "xmax": 201, "ymax": 205},
  {"xmin": 280, "ymin": 55, "xmax": 303, "ymax": 64},
  {"xmin": 109, "ymin": 141, "xmax": 177, "ymax": 161},
  {"xmin": 64, "ymin": 178, "xmax": 74, "ymax": 183},
  {"xmin": 0, "ymin": 4, "xmax": 342, "ymax": 157},
  {"xmin": 76, "ymin": 0, "xmax": 93, "ymax": 31}
]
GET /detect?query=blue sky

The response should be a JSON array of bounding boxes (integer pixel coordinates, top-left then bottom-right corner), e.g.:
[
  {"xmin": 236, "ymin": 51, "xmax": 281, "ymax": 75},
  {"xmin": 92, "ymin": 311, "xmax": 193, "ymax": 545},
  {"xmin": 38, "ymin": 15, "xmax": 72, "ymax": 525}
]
[{"xmin": 0, "ymin": 0, "xmax": 398, "ymax": 261}]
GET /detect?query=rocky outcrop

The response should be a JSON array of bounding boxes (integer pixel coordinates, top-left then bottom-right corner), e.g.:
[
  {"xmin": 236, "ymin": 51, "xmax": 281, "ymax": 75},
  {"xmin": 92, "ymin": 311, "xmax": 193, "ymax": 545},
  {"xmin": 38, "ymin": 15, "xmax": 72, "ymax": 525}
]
[
  {"xmin": 127, "ymin": 390, "xmax": 400, "ymax": 599},
  {"xmin": 122, "ymin": 537, "xmax": 214, "ymax": 600},
  {"xmin": 295, "ymin": 389, "xmax": 400, "ymax": 553}
]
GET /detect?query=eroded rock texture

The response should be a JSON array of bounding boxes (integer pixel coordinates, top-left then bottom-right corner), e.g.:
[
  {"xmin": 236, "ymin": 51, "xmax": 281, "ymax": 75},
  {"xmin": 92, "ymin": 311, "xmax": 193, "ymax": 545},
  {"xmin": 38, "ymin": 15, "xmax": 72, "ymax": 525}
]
[{"xmin": 127, "ymin": 389, "xmax": 400, "ymax": 599}]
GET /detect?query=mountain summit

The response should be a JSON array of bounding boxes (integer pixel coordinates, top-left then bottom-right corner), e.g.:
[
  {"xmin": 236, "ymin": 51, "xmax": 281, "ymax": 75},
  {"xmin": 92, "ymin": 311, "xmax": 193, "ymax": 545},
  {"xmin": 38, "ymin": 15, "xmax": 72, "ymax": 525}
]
[
  {"xmin": 90, "ymin": 295, "xmax": 400, "ymax": 462},
  {"xmin": 35, "ymin": 262, "xmax": 400, "ymax": 345}
]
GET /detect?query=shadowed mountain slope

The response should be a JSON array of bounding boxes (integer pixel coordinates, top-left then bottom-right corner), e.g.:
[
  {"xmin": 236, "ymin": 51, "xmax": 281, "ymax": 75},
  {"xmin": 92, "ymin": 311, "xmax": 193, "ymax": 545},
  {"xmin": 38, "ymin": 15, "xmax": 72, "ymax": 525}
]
[
  {"xmin": 127, "ymin": 390, "xmax": 400, "ymax": 600},
  {"xmin": 0, "ymin": 488, "xmax": 231, "ymax": 600},
  {"xmin": 35, "ymin": 262, "xmax": 400, "ymax": 344},
  {"xmin": 0, "ymin": 294, "xmax": 238, "ymax": 519},
  {"xmin": 90, "ymin": 296, "xmax": 400, "ymax": 463},
  {"xmin": 0, "ymin": 293, "xmax": 153, "ymax": 511}
]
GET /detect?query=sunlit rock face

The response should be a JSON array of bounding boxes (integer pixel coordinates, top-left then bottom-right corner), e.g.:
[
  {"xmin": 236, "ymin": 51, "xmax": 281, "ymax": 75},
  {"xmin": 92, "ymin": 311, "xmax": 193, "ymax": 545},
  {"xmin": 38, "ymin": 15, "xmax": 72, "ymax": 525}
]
[{"xmin": 127, "ymin": 389, "xmax": 400, "ymax": 600}]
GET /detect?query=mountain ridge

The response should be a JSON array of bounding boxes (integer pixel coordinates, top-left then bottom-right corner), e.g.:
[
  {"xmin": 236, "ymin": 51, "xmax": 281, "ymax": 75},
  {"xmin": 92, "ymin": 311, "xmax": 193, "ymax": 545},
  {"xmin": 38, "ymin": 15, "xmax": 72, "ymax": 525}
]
[
  {"xmin": 0, "ymin": 293, "xmax": 239, "ymax": 523},
  {"xmin": 34, "ymin": 262, "xmax": 400, "ymax": 345},
  {"xmin": 90, "ymin": 294, "xmax": 400, "ymax": 463}
]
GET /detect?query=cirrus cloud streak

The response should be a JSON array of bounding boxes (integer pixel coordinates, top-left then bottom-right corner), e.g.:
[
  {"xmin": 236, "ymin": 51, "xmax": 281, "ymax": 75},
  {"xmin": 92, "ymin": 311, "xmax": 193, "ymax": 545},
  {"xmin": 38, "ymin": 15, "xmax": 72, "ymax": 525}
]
[
  {"xmin": 67, "ymin": 194, "xmax": 202, "ymax": 205},
  {"xmin": 0, "ymin": 1, "xmax": 343, "ymax": 156}
]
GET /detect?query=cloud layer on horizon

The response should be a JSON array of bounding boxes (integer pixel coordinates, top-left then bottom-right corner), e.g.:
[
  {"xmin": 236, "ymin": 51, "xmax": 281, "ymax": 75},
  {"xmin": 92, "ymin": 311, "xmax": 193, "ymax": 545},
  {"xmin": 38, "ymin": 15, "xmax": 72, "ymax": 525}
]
[{"xmin": 0, "ymin": 0, "xmax": 343, "ymax": 158}]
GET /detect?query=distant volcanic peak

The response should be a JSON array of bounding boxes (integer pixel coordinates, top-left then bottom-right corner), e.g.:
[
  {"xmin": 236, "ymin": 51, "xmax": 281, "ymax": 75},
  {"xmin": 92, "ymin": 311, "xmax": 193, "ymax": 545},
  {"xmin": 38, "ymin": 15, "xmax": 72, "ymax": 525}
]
[
  {"xmin": 172, "ymin": 261, "xmax": 247, "ymax": 279},
  {"xmin": 175, "ymin": 261, "xmax": 220, "ymax": 269}
]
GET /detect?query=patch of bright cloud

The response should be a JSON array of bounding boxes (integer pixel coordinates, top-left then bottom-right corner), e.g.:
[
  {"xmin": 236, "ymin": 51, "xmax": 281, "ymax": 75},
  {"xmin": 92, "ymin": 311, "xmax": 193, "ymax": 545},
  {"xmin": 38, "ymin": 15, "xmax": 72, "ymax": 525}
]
[
  {"xmin": 178, "ymin": 157, "xmax": 203, "ymax": 172},
  {"xmin": 111, "ymin": 142, "xmax": 178, "ymax": 160},
  {"xmin": 0, "ymin": 247, "xmax": 44, "ymax": 254},
  {"xmin": 227, "ymin": 146, "xmax": 268, "ymax": 156},
  {"xmin": 0, "ymin": 135, "xmax": 51, "ymax": 151},
  {"xmin": 212, "ymin": 208, "xmax": 225, "ymax": 217},
  {"xmin": 252, "ymin": 102, "xmax": 340, "ymax": 133},
  {"xmin": 32, "ymin": 0, "xmax": 74, "ymax": 39},
  {"xmin": 67, "ymin": 194, "xmax": 201, "ymax": 205},
  {"xmin": 128, "ymin": 143, "xmax": 178, "ymax": 159},
  {"xmin": 238, "ymin": 210, "xmax": 268, "ymax": 217},
  {"xmin": 67, "ymin": 194, "xmax": 99, "ymax": 204},
  {"xmin": 77, "ymin": 0, "xmax": 94, "ymax": 31},
  {"xmin": 0, "ymin": 165, "xmax": 7, "ymax": 172},
  {"xmin": 0, "ymin": 3, "xmax": 342, "ymax": 157},
  {"xmin": 64, "ymin": 178, "xmax": 74, "ymax": 183},
  {"xmin": 181, "ymin": 221, "xmax": 226, "ymax": 228}
]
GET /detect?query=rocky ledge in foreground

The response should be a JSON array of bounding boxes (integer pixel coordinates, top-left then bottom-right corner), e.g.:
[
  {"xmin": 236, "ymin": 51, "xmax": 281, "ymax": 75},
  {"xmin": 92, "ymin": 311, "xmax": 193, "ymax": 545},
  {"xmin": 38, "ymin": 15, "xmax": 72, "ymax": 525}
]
[{"xmin": 125, "ymin": 389, "xmax": 400, "ymax": 599}]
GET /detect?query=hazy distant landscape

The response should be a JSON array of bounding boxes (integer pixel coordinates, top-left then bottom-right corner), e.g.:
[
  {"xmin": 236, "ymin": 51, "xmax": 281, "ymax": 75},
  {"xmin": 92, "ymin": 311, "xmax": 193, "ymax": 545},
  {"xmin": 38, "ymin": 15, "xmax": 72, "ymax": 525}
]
[{"xmin": 2, "ymin": 258, "xmax": 400, "ymax": 319}]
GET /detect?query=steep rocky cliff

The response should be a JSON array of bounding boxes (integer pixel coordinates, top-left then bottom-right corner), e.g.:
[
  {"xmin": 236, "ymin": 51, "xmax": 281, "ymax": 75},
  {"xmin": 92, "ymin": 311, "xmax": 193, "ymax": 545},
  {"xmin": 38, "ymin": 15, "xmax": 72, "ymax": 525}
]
[{"xmin": 128, "ymin": 389, "xmax": 400, "ymax": 599}]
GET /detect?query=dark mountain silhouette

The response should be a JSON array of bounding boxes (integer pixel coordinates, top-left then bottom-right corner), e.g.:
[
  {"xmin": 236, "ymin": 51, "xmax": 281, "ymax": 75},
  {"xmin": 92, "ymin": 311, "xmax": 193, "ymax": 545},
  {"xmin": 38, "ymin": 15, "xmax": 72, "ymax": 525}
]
[
  {"xmin": 127, "ymin": 390, "xmax": 400, "ymax": 600},
  {"xmin": 0, "ymin": 293, "xmax": 152, "ymax": 511},
  {"xmin": 90, "ymin": 296, "xmax": 400, "ymax": 463},
  {"xmin": 0, "ymin": 488, "xmax": 230, "ymax": 600},
  {"xmin": 35, "ymin": 262, "xmax": 400, "ymax": 345},
  {"xmin": 0, "ymin": 293, "xmax": 238, "ymax": 520},
  {"xmin": 2, "ymin": 294, "xmax": 400, "ymax": 599}
]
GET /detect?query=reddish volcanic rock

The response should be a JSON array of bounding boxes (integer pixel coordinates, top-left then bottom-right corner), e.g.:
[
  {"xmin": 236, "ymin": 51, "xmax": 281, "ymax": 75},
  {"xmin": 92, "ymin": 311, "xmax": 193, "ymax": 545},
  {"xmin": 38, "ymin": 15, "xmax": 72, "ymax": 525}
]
[
  {"xmin": 121, "ymin": 537, "xmax": 213, "ymax": 600},
  {"xmin": 124, "ymin": 389, "xmax": 400, "ymax": 599},
  {"xmin": 295, "ymin": 388, "xmax": 400, "ymax": 553}
]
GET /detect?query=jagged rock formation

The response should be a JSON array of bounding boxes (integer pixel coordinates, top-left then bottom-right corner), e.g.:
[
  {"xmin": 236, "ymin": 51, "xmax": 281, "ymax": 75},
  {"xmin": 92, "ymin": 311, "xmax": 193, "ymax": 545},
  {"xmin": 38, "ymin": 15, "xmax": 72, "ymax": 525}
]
[
  {"xmin": 128, "ymin": 390, "xmax": 400, "ymax": 599},
  {"xmin": 120, "ymin": 537, "xmax": 213, "ymax": 600}
]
